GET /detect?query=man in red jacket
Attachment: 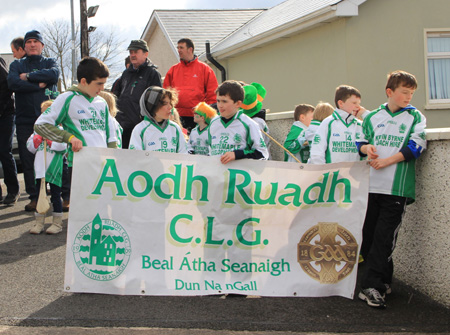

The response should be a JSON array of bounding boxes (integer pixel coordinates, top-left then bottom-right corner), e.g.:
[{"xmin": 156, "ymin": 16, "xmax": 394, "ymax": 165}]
[{"xmin": 163, "ymin": 38, "xmax": 218, "ymax": 132}]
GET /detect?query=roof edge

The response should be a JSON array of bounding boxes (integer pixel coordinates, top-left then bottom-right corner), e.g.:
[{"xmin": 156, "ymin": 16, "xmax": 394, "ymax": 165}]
[{"xmin": 204, "ymin": 0, "xmax": 367, "ymax": 60}]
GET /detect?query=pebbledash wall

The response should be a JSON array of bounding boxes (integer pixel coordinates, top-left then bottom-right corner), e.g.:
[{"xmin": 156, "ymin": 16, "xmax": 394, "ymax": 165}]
[{"xmin": 266, "ymin": 111, "xmax": 450, "ymax": 308}]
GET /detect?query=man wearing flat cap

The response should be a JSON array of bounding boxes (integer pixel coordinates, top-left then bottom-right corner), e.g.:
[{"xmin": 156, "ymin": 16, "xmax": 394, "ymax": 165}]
[
  {"xmin": 114, "ymin": 39, "xmax": 162, "ymax": 149},
  {"xmin": 7, "ymin": 29, "xmax": 59, "ymax": 212}
]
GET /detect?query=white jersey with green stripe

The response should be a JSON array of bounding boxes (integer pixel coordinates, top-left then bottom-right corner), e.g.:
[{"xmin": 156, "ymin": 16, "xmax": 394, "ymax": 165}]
[
  {"xmin": 356, "ymin": 104, "xmax": 427, "ymax": 200},
  {"xmin": 188, "ymin": 125, "xmax": 210, "ymax": 156},
  {"xmin": 310, "ymin": 109, "xmax": 362, "ymax": 164},
  {"xmin": 35, "ymin": 90, "xmax": 117, "ymax": 165},
  {"xmin": 129, "ymin": 117, "xmax": 188, "ymax": 153},
  {"xmin": 112, "ymin": 117, "xmax": 123, "ymax": 149},
  {"xmin": 283, "ymin": 121, "xmax": 309, "ymax": 163},
  {"xmin": 305, "ymin": 120, "xmax": 321, "ymax": 142},
  {"xmin": 208, "ymin": 111, "xmax": 269, "ymax": 158},
  {"xmin": 26, "ymin": 131, "xmax": 67, "ymax": 187}
]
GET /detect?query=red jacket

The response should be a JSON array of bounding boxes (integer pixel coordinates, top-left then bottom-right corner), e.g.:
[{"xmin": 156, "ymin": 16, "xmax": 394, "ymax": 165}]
[{"xmin": 163, "ymin": 57, "xmax": 218, "ymax": 117}]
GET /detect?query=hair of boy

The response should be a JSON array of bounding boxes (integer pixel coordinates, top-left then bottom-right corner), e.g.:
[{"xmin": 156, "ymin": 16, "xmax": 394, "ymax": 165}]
[
  {"xmin": 386, "ymin": 70, "xmax": 418, "ymax": 91},
  {"xmin": 40, "ymin": 100, "xmax": 53, "ymax": 112},
  {"xmin": 216, "ymin": 80, "xmax": 245, "ymax": 103},
  {"xmin": 125, "ymin": 56, "xmax": 131, "ymax": 67},
  {"xmin": 313, "ymin": 102, "xmax": 334, "ymax": 122},
  {"xmin": 194, "ymin": 102, "xmax": 217, "ymax": 124},
  {"xmin": 143, "ymin": 87, "xmax": 179, "ymax": 118},
  {"xmin": 170, "ymin": 108, "xmax": 183, "ymax": 127},
  {"xmin": 98, "ymin": 91, "xmax": 118, "ymax": 117},
  {"xmin": 77, "ymin": 57, "xmax": 109, "ymax": 83},
  {"xmin": 294, "ymin": 104, "xmax": 315, "ymax": 121},
  {"xmin": 334, "ymin": 85, "xmax": 361, "ymax": 108},
  {"xmin": 178, "ymin": 38, "xmax": 194, "ymax": 51},
  {"xmin": 11, "ymin": 37, "xmax": 24, "ymax": 50}
]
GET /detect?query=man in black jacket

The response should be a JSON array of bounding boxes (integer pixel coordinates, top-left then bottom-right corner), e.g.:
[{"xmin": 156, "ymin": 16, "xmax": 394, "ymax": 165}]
[
  {"xmin": 0, "ymin": 57, "xmax": 20, "ymax": 205},
  {"xmin": 113, "ymin": 40, "xmax": 162, "ymax": 149},
  {"xmin": 7, "ymin": 30, "xmax": 59, "ymax": 211}
]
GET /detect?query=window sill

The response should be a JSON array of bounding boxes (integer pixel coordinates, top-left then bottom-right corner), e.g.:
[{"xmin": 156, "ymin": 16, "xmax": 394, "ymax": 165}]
[{"xmin": 425, "ymin": 103, "xmax": 450, "ymax": 110}]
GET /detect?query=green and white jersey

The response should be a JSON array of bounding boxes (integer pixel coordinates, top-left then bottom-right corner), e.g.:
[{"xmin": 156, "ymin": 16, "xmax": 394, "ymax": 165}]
[
  {"xmin": 112, "ymin": 117, "xmax": 123, "ymax": 149},
  {"xmin": 35, "ymin": 89, "xmax": 117, "ymax": 166},
  {"xmin": 356, "ymin": 104, "xmax": 427, "ymax": 200},
  {"xmin": 283, "ymin": 121, "xmax": 309, "ymax": 163},
  {"xmin": 188, "ymin": 125, "xmax": 210, "ymax": 156},
  {"xmin": 310, "ymin": 109, "xmax": 362, "ymax": 164},
  {"xmin": 26, "ymin": 131, "xmax": 67, "ymax": 187},
  {"xmin": 305, "ymin": 120, "xmax": 321, "ymax": 142},
  {"xmin": 208, "ymin": 111, "xmax": 269, "ymax": 159},
  {"xmin": 129, "ymin": 117, "xmax": 188, "ymax": 153},
  {"xmin": 252, "ymin": 116, "xmax": 271, "ymax": 160}
]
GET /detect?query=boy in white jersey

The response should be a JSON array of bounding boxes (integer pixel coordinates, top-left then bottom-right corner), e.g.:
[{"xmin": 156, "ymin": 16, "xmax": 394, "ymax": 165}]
[
  {"xmin": 34, "ymin": 57, "xmax": 117, "ymax": 231},
  {"xmin": 28, "ymin": 100, "xmax": 67, "ymax": 235},
  {"xmin": 208, "ymin": 80, "xmax": 268, "ymax": 164},
  {"xmin": 188, "ymin": 102, "xmax": 217, "ymax": 155},
  {"xmin": 34, "ymin": 57, "xmax": 117, "ymax": 163},
  {"xmin": 283, "ymin": 104, "xmax": 314, "ymax": 163},
  {"xmin": 305, "ymin": 102, "xmax": 334, "ymax": 143},
  {"xmin": 309, "ymin": 85, "xmax": 364, "ymax": 164},
  {"xmin": 129, "ymin": 86, "xmax": 187, "ymax": 153},
  {"xmin": 356, "ymin": 71, "xmax": 427, "ymax": 309}
]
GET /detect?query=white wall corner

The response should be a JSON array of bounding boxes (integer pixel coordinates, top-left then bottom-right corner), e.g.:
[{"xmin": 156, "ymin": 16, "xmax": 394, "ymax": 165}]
[{"xmin": 335, "ymin": 0, "xmax": 366, "ymax": 16}]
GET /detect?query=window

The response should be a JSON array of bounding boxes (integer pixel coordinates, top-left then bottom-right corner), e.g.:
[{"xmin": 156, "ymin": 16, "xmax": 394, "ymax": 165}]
[{"xmin": 426, "ymin": 30, "xmax": 450, "ymax": 107}]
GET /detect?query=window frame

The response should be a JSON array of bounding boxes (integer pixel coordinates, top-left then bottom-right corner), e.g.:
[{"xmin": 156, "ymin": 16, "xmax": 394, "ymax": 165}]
[{"xmin": 424, "ymin": 29, "xmax": 450, "ymax": 109}]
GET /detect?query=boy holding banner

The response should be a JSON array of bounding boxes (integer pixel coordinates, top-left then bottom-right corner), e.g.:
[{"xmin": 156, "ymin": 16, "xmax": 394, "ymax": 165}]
[
  {"xmin": 34, "ymin": 57, "xmax": 118, "ymax": 223},
  {"xmin": 34, "ymin": 57, "xmax": 117, "ymax": 161},
  {"xmin": 208, "ymin": 80, "xmax": 268, "ymax": 164},
  {"xmin": 128, "ymin": 86, "xmax": 187, "ymax": 153},
  {"xmin": 356, "ymin": 70, "xmax": 427, "ymax": 309}
]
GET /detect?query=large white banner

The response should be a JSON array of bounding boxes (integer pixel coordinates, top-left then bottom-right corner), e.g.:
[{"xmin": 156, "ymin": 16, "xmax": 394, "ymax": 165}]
[{"xmin": 64, "ymin": 147, "xmax": 369, "ymax": 298}]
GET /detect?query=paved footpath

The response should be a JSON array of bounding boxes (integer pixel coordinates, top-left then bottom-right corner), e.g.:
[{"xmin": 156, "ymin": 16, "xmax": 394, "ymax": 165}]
[{"xmin": 0, "ymin": 177, "xmax": 449, "ymax": 334}]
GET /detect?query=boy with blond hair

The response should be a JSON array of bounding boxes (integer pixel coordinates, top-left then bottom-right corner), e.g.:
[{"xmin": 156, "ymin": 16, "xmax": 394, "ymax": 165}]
[
  {"xmin": 309, "ymin": 85, "xmax": 364, "ymax": 164},
  {"xmin": 356, "ymin": 71, "xmax": 426, "ymax": 309},
  {"xmin": 305, "ymin": 102, "xmax": 334, "ymax": 143},
  {"xmin": 208, "ymin": 80, "xmax": 268, "ymax": 164},
  {"xmin": 188, "ymin": 102, "xmax": 217, "ymax": 155},
  {"xmin": 283, "ymin": 104, "xmax": 314, "ymax": 163}
]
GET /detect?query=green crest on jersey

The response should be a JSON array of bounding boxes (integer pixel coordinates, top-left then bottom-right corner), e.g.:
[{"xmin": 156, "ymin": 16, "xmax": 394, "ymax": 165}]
[
  {"xmin": 355, "ymin": 132, "xmax": 361, "ymax": 140},
  {"xmin": 313, "ymin": 134, "xmax": 321, "ymax": 144},
  {"xmin": 171, "ymin": 137, "xmax": 177, "ymax": 146},
  {"xmin": 260, "ymin": 138, "xmax": 267, "ymax": 148},
  {"xmin": 234, "ymin": 134, "xmax": 242, "ymax": 143},
  {"xmin": 419, "ymin": 132, "xmax": 426, "ymax": 141},
  {"xmin": 399, "ymin": 123, "xmax": 407, "ymax": 134},
  {"xmin": 129, "ymin": 144, "xmax": 135, "ymax": 150}
]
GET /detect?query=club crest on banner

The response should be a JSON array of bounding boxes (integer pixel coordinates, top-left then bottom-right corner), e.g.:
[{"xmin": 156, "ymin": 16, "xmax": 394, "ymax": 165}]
[
  {"xmin": 297, "ymin": 222, "xmax": 358, "ymax": 284},
  {"xmin": 71, "ymin": 214, "xmax": 132, "ymax": 281}
]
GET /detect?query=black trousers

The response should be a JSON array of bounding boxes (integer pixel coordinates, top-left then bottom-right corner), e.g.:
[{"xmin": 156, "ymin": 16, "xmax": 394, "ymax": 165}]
[{"xmin": 361, "ymin": 193, "xmax": 407, "ymax": 293}]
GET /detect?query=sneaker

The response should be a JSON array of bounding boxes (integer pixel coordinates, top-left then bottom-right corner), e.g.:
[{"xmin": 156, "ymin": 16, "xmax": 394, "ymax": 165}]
[
  {"xmin": 358, "ymin": 288, "xmax": 386, "ymax": 308},
  {"xmin": 3, "ymin": 193, "xmax": 20, "ymax": 205},
  {"xmin": 25, "ymin": 199, "xmax": 37, "ymax": 212},
  {"xmin": 385, "ymin": 283, "xmax": 392, "ymax": 295},
  {"xmin": 62, "ymin": 199, "xmax": 70, "ymax": 212}
]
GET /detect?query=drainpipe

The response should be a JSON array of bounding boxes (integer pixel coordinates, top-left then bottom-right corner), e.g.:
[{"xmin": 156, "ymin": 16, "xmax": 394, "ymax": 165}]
[{"xmin": 205, "ymin": 41, "xmax": 226, "ymax": 83}]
